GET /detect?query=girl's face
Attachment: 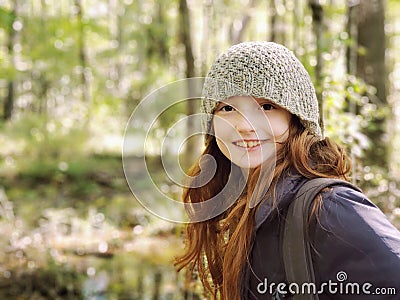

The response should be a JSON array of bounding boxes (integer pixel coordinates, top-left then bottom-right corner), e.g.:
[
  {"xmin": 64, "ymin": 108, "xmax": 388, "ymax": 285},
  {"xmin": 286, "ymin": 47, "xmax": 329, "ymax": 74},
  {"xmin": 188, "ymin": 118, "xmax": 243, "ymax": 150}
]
[{"xmin": 213, "ymin": 96, "xmax": 291, "ymax": 170}]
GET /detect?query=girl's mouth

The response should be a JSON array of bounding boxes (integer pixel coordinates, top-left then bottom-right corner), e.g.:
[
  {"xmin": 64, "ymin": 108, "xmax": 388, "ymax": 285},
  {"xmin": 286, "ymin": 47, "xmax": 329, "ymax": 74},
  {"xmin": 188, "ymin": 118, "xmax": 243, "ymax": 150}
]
[{"xmin": 233, "ymin": 140, "xmax": 267, "ymax": 149}]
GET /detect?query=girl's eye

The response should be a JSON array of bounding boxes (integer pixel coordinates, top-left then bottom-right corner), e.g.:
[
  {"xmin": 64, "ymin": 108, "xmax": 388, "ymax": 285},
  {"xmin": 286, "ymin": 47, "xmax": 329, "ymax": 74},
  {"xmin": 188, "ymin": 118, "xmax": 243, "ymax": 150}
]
[
  {"xmin": 220, "ymin": 105, "xmax": 234, "ymax": 112},
  {"xmin": 261, "ymin": 103, "xmax": 275, "ymax": 111}
]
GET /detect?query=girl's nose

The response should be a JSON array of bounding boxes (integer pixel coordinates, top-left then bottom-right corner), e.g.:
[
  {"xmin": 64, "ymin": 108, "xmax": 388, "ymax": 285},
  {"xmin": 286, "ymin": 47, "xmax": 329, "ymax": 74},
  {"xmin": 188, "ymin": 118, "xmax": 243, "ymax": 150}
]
[{"xmin": 234, "ymin": 112, "xmax": 255, "ymax": 133}]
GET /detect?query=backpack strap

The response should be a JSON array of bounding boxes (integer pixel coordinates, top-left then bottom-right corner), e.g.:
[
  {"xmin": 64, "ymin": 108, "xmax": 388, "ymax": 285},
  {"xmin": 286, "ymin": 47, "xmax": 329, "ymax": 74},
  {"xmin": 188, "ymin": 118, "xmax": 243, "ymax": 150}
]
[{"xmin": 282, "ymin": 178, "xmax": 361, "ymax": 300}]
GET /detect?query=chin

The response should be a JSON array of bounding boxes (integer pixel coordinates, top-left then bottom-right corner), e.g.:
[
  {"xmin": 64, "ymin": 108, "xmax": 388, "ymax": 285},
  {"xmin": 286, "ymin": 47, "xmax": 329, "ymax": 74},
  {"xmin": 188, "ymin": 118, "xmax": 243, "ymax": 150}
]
[
  {"xmin": 233, "ymin": 159, "xmax": 264, "ymax": 170},
  {"xmin": 234, "ymin": 156, "xmax": 277, "ymax": 171}
]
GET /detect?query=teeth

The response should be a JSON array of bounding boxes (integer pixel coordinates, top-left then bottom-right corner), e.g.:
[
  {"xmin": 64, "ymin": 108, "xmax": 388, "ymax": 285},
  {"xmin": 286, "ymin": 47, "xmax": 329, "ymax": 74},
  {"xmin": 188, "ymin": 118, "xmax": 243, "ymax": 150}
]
[{"xmin": 235, "ymin": 140, "xmax": 261, "ymax": 148}]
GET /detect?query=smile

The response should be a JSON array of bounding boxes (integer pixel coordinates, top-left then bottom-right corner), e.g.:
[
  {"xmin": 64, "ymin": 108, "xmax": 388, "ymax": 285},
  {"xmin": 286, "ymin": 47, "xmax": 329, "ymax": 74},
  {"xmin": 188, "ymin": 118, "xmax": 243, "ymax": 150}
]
[{"xmin": 233, "ymin": 140, "xmax": 267, "ymax": 149}]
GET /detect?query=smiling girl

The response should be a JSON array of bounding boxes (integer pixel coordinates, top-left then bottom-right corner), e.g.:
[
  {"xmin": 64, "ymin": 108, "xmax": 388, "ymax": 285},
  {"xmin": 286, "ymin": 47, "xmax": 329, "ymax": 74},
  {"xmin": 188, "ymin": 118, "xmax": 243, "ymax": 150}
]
[
  {"xmin": 175, "ymin": 42, "xmax": 400, "ymax": 299},
  {"xmin": 213, "ymin": 96, "xmax": 290, "ymax": 170}
]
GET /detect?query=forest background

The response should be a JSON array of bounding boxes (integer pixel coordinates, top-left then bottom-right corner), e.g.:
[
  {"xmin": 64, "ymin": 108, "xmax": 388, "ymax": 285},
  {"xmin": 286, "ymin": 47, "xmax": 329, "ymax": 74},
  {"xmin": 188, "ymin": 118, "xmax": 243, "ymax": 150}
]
[{"xmin": 0, "ymin": 0, "xmax": 399, "ymax": 299}]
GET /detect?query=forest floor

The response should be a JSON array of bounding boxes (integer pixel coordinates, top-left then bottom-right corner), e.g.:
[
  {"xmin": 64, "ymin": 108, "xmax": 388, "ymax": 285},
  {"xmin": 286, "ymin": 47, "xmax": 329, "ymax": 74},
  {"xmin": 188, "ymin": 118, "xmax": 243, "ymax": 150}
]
[{"xmin": 0, "ymin": 154, "xmax": 188, "ymax": 299}]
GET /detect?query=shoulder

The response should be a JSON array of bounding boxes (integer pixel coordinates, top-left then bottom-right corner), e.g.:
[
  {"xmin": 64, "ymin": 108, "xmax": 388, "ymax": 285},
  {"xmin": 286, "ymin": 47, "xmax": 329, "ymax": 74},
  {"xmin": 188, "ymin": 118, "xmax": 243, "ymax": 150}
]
[
  {"xmin": 321, "ymin": 184, "xmax": 376, "ymax": 210},
  {"xmin": 316, "ymin": 184, "xmax": 400, "ymax": 249},
  {"xmin": 311, "ymin": 185, "xmax": 400, "ymax": 290},
  {"xmin": 317, "ymin": 185, "xmax": 397, "ymax": 236}
]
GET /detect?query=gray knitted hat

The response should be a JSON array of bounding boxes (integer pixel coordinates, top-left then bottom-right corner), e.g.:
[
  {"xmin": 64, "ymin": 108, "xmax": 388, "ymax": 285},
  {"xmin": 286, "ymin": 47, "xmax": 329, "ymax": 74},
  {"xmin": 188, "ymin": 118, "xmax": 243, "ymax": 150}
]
[{"xmin": 201, "ymin": 41, "xmax": 323, "ymax": 141}]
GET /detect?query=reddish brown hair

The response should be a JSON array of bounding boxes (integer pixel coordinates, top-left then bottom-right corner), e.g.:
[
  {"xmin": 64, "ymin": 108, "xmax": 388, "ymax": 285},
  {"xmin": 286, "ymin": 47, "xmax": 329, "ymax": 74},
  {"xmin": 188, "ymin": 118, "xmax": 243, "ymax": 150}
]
[{"xmin": 175, "ymin": 115, "xmax": 351, "ymax": 299}]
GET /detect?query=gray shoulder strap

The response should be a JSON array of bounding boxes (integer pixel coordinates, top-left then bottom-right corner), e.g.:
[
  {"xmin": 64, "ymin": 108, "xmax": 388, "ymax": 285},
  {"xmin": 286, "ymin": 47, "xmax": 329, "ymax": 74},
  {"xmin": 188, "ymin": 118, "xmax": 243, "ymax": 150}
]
[{"xmin": 282, "ymin": 178, "xmax": 361, "ymax": 300}]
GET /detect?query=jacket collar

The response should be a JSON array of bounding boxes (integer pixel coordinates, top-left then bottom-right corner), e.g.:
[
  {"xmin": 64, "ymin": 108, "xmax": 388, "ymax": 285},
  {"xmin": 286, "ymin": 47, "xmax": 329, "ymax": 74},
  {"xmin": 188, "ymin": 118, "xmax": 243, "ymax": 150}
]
[{"xmin": 255, "ymin": 169, "xmax": 308, "ymax": 229}]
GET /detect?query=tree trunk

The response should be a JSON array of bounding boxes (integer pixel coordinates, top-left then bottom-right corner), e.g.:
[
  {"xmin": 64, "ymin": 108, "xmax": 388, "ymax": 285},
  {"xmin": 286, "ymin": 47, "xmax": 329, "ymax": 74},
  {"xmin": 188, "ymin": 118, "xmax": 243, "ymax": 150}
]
[
  {"xmin": 346, "ymin": 0, "xmax": 358, "ymax": 77},
  {"xmin": 156, "ymin": 2, "xmax": 168, "ymax": 63},
  {"xmin": 4, "ymin": 83, "xmax": 14, "ymax": 121},
  {"xmin": 356, "ymin": 0, "xmax": 386, "ymax": 102},
  {"xmin": 201, "ymin": 0, "xmax": 212, "ymax": 76},
  {"xmin": 269, "ymin": 0, "xmax": 277, "ymax": 42},
  {"xmin": 269, "ymin": 0, "xmax": 287, "ymax": 45},
  {"xmin": 230, "ymin": 0, "xmax": 258, "ymax": 45},
  {"xmin": 179, "ymin": 0, "xmax": 195, "ymax": 79},
  {"xmin": 179, "ymin": 0, "xmax": 197, "ymax": 168},
  {"xmin": 108, "ymin": 0, "xmax": 124, "ymax": 92},
  {"xmin": 345, "ymin": 0, "xmax": 360, "ymax": 184},
  {"xmin": 309, "ymin": 0, "xmax": 324, "ymax": 132},
  {"xmin": 292, "ymin": 0, "xmax": 300, "ymax": 51},
  {"xmin": 37, "ymin": 0, "xmax": 49, "ymax": 115},
  {"xmin": 74, "ymin": 0, "xmax": 90, "ymax": 104},
  {"xmin": 151, "ymin": 270, "xmax": 162, "ymax": 300},
  {"xmin": 38, "ymin": 77, "xmax": 49, "ymax": 115},
  {"xmin": 3, "ymin": 2, "xmax": 18, "ymax": 121},
  {"xmin": 356, "ymin": 0, "xmax": 387, "ymax": 169}
]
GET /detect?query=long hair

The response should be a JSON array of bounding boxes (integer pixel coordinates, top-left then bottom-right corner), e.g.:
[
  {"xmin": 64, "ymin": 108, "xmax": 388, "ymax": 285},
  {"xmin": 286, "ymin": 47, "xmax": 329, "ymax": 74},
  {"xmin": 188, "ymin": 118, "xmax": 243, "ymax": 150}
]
[{"xmin": 175, "ymin": 115, "xmax": 351, "ymax": 299}]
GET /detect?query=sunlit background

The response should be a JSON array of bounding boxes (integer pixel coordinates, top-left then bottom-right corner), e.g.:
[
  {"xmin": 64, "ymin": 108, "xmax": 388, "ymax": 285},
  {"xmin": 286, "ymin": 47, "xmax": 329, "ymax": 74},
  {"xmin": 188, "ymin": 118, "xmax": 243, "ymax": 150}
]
[{"xmin": 0, "ymin": 0, "xmax": 399, "ymax": 299}]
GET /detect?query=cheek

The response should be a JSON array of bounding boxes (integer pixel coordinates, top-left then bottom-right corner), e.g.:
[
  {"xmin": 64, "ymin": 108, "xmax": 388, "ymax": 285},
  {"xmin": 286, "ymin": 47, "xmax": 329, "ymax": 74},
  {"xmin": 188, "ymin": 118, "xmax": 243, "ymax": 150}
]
[
  {"xmin": 213, "ymin": 125, "xmax": 232, "ymax": 160},
  {"xmin": 213, "ymin": 117, "xmax": 240, "ymax": 160},
  {"xmin": 212, "ymin": 117, "xmax": 234, "ymax": 139},
  {"xmin": 272, "ymin": 122, "xmax": 288, "ymax": 136},
  {"xmin": 215, "ymin": 137, "xmax": 229, "ymax": 156},
  {"xmin": 270, "ymin": 111, "xmax": 291, "ymax": 138}
]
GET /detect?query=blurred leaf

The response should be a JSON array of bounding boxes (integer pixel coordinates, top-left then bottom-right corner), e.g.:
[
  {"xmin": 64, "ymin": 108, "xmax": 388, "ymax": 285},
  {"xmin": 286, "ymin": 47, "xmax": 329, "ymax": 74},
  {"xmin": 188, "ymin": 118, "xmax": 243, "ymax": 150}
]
[{"xmin": 0, "ymin": 6, "xmax": 15, "ymax": 29}]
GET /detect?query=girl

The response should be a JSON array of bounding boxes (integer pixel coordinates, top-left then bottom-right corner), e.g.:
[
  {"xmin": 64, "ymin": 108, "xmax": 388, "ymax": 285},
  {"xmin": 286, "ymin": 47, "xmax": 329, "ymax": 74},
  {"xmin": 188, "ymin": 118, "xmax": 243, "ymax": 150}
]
[{"xmin": 175, "ymin": 42, "xmax": 400, "ymax": 299}]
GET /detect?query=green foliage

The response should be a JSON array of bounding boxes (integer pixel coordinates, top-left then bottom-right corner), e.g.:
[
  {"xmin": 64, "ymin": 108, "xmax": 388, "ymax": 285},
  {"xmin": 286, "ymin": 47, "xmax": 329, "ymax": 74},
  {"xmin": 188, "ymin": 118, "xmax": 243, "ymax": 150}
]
[
  {"xmin": 0, "ymin": 264, "xmax": 83, "ymax": 299},
  {"xmin": 0, "ymin": 0, "xmax": 399, "ymax": 297},
  {"xmin": 0, "ymin": 6, "xmax": 15, "ymax": 30},
  {"xmin": 324, "ymin": 75, "xmax": 376, "ymax": 153},
  {"xmin": 1, "ymin": 114, "xmax": 88, "ymax": 164}
]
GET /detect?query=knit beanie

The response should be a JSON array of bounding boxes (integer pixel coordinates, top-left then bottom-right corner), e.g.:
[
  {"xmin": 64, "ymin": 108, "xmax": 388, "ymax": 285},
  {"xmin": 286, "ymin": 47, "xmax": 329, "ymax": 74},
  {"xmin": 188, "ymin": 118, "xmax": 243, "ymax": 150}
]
[{"xmin": 201, "ymin": 41, "xmax": 323, "ymax": 142}]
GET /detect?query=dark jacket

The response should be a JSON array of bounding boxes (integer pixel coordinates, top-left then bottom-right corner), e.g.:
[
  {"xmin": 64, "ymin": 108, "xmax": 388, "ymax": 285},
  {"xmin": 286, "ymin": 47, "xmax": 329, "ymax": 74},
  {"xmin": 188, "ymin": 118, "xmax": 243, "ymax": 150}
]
[{"xmin": 243, "ymin": 170, "xmax": 400, "ymax": 299}]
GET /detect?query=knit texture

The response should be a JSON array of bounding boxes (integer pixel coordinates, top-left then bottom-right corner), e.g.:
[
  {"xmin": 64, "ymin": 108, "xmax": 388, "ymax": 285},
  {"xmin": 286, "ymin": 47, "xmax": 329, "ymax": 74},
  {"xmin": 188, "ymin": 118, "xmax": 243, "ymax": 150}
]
[{"xmin": 201, "ymin": 41, "xmax": 323, "ymax": 141}]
